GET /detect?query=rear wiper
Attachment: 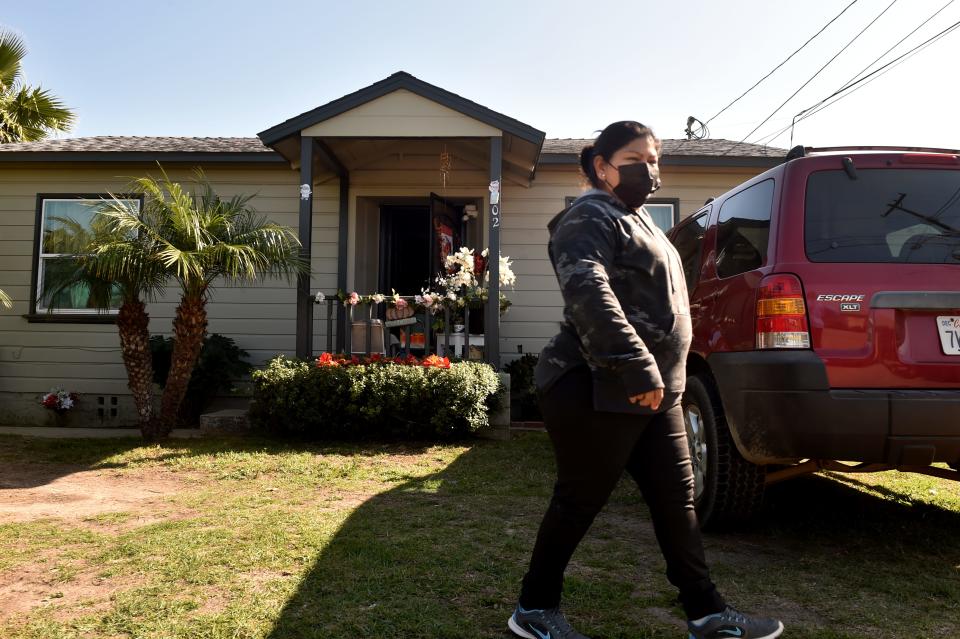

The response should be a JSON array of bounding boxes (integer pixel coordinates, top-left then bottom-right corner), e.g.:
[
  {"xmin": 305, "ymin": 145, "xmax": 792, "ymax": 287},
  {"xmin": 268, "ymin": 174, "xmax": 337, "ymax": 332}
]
[{"xmin": 882, "ymin": 193, "xmax": 960, "ymax": 235}]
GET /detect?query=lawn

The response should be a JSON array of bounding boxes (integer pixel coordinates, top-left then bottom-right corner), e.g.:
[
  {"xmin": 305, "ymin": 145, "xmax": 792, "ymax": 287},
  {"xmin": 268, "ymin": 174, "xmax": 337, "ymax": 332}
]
[{"xmin": 0, "ymin": 432, "xmax": 958, "ymax": 639}]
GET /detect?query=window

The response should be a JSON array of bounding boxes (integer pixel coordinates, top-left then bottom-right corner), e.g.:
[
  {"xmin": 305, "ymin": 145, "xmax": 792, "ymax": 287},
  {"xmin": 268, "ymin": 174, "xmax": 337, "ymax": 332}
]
[
  {"xmin": 670, "ymin": 209, "xmax": 710, "ymax": 291},
  {"xmin": 806, "ymin": 169, "xmax": 960, "ymax": 263},
  {"xmin": 715, "ymin": 179, "xmax": 775, "ymax": 278},
  {"xmin": 565, "ymin": 196, "xmax": 679, "ymax": 232},
  {"xmin": 644, "ymin": 199, "xmax": 679, "ymax": 231},
  {"xmin": 33, "ymin": 195, "xmax": 139, "ymax": 315}
]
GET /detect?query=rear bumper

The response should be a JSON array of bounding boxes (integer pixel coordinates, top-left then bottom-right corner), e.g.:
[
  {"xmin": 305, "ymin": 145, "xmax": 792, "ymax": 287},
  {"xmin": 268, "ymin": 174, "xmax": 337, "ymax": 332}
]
[{"xmin": 706, "ymin": 350, "xmax": 960, "ymax": 466}]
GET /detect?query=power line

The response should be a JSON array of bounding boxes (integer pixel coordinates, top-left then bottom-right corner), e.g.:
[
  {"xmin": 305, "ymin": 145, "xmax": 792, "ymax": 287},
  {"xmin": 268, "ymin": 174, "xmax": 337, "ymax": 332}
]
[
  {"xmin": 751, "ymin": 1, "xmax": 956, "ymax": 146},
  {"xmin": 722, "ymin": 0, "xmax": 900, "ymax": 155},
  {"xmin": 702, "ymin": 0, "xmax": 860, "ymax": 128},
  {"xmin": 753, "ymin": 16, "xmax": 960, "ymax": 147}
]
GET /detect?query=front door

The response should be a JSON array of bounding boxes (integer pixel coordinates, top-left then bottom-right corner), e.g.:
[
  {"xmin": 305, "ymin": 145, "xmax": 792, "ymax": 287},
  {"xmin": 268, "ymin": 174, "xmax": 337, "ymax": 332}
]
[{"xmin": 379, "ymin": 205, "xmax": 432, "ymax": 295}]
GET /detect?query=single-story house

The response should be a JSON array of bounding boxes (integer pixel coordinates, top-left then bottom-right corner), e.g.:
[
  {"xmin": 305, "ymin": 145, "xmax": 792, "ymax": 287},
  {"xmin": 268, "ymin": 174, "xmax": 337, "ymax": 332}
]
[{"xmin": 0, "ymin": 71, "xmax": 784, "ymax": 425}]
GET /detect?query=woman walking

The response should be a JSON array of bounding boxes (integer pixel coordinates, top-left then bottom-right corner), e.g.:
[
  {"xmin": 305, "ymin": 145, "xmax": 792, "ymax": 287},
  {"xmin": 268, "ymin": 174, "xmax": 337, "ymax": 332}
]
[{"xmin": 508, "ymin": 121, "xmax": 783, "ymax": 639}]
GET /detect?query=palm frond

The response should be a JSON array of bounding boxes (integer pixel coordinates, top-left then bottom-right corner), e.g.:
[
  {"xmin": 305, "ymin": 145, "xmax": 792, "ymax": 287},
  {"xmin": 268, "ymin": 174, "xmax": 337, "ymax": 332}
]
[
  {"xmin": 0, "ymin": 287, "xmax": 11, "ymax": 309},
  {"xmin": 0, "ymin": 85, "xmax": 75, "ymax": 143},
  {"xmin": 0, "ymin": 29, "xmax": 26, "ymax": 92}
]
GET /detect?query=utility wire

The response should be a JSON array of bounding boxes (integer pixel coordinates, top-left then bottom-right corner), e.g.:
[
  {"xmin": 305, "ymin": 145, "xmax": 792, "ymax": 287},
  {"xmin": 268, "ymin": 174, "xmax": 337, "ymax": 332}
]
[
  {"xmin": 702, "ymin": 0, "xmax": 860, "ymax": 128},
  {"xmin": 722, "ymin": 0, "xmax": 900, "ymax": 155},
  {"xmin": 752, "ymin": 16, "xmax": 960, "ymax": 147},
  {"xmin": 750, "ymin": 1, "xmax": 955, "ymax": 146},
  {"xmin": 782, "ymin": 1, "xmax": 957, "ymax": 145}
]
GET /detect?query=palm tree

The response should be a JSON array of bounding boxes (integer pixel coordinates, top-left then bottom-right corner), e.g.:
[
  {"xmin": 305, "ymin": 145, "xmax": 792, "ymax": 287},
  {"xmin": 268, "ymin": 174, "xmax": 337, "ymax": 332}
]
[
  {"xmin": 0, "ymin": 30, "xmax": 75, "ymax": 143},
  {"xmin": 43, "ymin": 205, "xmax": 167, "ymax": 439},
  {"xmin": 105, "ymin": 170, "xmax": 308, "ymax": 437}
]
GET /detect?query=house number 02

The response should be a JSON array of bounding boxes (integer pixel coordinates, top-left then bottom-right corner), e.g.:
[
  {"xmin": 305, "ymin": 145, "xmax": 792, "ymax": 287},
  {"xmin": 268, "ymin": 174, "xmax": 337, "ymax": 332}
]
[{"xmin": 491, "ymin": 203, "xmax": 500, "ymax": 228}]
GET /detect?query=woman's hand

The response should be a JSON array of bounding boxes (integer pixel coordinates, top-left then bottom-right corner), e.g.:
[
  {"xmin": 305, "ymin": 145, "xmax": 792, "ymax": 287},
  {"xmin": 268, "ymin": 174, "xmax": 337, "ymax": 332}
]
[{"xmin": 629, "ymin": 388, "xmax": 664, "ymax": 411}]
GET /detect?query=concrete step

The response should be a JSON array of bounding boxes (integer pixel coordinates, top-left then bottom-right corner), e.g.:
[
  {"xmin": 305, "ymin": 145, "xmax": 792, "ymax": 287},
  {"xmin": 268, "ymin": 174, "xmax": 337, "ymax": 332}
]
[{"xmin": 199, "ymin": 408, "xmax": 250, "ymax": 435}]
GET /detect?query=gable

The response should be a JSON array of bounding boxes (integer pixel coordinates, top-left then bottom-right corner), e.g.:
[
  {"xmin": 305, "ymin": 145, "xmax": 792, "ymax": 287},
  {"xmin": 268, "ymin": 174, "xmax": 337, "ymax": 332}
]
[{"xmin": 300, "ymin": 89, "xmax": 502, "ymax": 138}]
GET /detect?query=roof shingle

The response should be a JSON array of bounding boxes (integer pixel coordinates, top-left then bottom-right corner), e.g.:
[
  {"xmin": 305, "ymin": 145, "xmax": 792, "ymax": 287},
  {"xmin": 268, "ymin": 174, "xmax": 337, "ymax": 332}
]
[{"xmin": 0, "ymin": 136, "xmax": 786, "ymax": 160}]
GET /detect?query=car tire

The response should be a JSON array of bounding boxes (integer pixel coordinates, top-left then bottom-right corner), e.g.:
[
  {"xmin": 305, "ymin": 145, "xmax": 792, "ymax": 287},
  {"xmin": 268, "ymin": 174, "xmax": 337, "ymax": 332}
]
[{"xmin": 682, "ymin": 373, "xmax": 766, "ymax": 530}]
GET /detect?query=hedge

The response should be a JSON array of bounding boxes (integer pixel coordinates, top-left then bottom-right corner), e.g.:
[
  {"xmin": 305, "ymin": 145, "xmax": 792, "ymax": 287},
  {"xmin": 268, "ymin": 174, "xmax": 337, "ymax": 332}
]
[{"xmin": 250, "ymin": 355, "xmax": 504, "ymax": 440}]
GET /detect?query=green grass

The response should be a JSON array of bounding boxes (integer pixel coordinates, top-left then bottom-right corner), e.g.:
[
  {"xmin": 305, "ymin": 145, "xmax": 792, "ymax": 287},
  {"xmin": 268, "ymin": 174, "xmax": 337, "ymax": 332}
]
[{"xmin": 0, "ymin": 432, "xmax": 958, "ymax": 638}]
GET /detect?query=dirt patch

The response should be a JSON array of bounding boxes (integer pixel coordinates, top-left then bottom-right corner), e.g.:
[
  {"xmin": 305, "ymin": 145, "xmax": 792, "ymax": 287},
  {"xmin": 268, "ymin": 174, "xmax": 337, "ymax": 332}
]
[
  {"xmin": 0, "ymin": 561, "xmax": 143, "ymax": 622},
  {"xmin": 0, "ymin": 463, "xmax": 188, "ymax": 525}
]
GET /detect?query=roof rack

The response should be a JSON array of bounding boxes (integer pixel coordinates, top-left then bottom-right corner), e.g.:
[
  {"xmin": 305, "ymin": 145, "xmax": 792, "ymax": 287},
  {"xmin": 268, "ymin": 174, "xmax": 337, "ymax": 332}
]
[{"xmin": 787, "ymin": 144, "xmax": 960, "ymax": 160}]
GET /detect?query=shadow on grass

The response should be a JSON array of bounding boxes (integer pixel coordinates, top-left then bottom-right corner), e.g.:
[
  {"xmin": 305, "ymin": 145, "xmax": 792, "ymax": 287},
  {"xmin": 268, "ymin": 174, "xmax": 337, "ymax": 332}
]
[
  {"xmin": 264, "ymin": 435, "xmax": 556, "ymax": 639},
  {"xmin": 265, "ymin": 436, "xmax": 960, "ymax": 639},
  {"xmin": 0, "ymin": 433, "xmax": 442, "ymax": 490}
]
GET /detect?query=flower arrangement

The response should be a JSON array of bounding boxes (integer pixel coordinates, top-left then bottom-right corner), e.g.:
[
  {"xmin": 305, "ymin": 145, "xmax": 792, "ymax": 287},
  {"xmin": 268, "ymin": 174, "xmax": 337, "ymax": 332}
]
[
  {"xmin": 317, "ymin": 352, "xmax": 451, "ymax": 369},
  {"xmin": 312, "ymin": 246, "xmax": 516, "ymax": 325},
  {"xmin": 40, "ymin": 388, "xmax": 79, "ymax": 414}
]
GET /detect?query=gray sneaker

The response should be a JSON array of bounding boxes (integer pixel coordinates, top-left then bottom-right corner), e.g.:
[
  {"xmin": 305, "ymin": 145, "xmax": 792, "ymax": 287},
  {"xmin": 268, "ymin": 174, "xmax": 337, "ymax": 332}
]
[
  {"xmin": 687, "ymin": 606, "xmax": 784, "ymax": 639},
  {"xmin": 508, "ymin": 604, "xmax": 591, "ymax": 639}
]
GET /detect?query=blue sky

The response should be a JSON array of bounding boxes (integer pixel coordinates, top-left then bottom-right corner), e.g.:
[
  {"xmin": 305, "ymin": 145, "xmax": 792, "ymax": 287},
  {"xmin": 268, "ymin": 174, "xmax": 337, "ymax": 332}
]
[{"xmin": 5, "ymin": 0, "xmax": 960, "ymax": 149}]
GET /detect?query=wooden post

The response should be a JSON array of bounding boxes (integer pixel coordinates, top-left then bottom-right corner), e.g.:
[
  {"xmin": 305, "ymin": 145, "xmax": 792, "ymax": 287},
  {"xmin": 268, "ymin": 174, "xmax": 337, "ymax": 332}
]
[
  {"xmin": 295, "ymin": 137, "xmax": 314, "ymax": 359},
  {"xmin": 486, "ymin": 136, "xmax": 502, "ymax": 368}
]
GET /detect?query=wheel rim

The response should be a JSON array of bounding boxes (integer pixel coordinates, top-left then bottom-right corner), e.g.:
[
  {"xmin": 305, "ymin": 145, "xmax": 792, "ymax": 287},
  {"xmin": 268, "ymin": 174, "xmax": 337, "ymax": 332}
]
[{"xmin": 684, "ymin": 404, "xmax": 708, "ymax": 502}]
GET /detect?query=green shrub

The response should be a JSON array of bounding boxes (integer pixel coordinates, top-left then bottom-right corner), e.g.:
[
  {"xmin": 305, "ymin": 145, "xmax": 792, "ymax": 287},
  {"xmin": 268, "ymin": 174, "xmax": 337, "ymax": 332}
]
[
  {"xmin": 250, "ymin": 356, "xmax": 503, "ymax": 440},
  {"xmin": 503, "ymin": 353, "xmax": 542, "ymax": 421},
  {"xmin": 151, "ymin": 333, "xmax": 252, "ymax": 425}
]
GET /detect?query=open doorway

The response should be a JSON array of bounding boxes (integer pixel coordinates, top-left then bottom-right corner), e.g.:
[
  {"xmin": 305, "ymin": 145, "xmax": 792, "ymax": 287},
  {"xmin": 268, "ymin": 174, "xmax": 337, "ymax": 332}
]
[
  {"xmin": 379, "ymin": 205, "xmax": 432, "ymax": 295},
  {"xmin": 378, "ymin": 193, "xmax": 470, "ymax": 295}
]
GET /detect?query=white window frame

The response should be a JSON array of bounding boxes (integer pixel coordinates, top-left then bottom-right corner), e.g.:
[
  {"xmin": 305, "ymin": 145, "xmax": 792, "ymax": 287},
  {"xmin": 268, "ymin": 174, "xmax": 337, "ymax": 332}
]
[{"xmin": 35, "ymin": 196, "xmax": 140, "ymax": 315}]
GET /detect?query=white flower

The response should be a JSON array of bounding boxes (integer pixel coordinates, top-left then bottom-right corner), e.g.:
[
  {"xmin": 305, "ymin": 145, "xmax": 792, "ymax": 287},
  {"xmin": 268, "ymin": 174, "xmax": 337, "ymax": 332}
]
[
  {"xmin": 446, "ymin": 291, "xmax": 457, "ymax": 302},
  {"xmin": 371, "ymin": 293, "xmax": 385, "ymax": 304},
  {"xmin": 61, "ymin": 397, "xmax": 74, "ymax": 410},
  {"xmin": 315, "ymin": 292, "xmax": 325, "ymax": 303},
  {"xmin": 481, "ymin": 248, "xmax": 489, "ymax": 258}
]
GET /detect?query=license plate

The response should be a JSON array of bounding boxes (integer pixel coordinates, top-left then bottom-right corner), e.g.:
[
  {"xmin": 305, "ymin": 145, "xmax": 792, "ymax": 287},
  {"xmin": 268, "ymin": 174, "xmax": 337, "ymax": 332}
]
[{"xmin": 937, "ymin": 316, "xmax": 960, "ymax": 355}]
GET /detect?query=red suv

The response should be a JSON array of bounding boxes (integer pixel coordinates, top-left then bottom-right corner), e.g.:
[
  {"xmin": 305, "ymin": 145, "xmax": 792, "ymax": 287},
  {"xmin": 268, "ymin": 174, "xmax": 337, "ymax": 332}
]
[{"xmin": 667, "ymin": 146, "xmax": 960, "ymax": 528}]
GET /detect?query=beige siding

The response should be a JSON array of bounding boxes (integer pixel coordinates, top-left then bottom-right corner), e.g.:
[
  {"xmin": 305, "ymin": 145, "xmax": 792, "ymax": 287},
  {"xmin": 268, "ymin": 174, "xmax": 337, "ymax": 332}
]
[
  {"xmin": 0, "ymin": 164, "xmax": 338, "ymax": 416},
  {"xmin": 302, "ymin": 89, "xmax": 501, "ymax": 138}
]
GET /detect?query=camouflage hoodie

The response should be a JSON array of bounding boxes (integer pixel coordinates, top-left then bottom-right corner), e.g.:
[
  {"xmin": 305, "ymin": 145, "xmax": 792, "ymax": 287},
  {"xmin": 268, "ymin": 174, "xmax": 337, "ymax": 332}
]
[{"xmin": 534, "ymin": 189, "xmax": 691, "ymax": 415}]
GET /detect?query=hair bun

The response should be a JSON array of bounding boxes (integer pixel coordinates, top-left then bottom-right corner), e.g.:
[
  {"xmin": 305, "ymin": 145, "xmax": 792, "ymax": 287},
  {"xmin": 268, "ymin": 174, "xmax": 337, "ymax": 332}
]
[{"xmin": 579, "ymin": 144, "xmax": 596, "ymax": 177}]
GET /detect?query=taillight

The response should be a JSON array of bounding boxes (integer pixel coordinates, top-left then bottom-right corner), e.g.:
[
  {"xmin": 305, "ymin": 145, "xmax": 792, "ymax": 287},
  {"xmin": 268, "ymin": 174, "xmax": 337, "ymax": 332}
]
[
  {"xmin": 900, "ymin": 153, "xmax": 959, "ymax": 165},
  {"xmin": 756, "ymin": 274, "xmax": 811, "ymax": 349}
]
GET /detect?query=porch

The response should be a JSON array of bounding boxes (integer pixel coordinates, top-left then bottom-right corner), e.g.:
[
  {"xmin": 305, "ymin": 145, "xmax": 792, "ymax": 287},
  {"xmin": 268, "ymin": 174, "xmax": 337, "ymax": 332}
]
[{"xmin": 256, "ymin": 72, "xmax": 546, "ymax": 368}]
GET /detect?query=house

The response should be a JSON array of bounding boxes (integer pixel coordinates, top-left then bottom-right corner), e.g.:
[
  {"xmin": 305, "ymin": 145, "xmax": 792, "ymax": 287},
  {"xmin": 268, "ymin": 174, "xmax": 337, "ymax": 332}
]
[{"xmin": 0, "ymin": 72, "xmax": 784, "ymax": 425}]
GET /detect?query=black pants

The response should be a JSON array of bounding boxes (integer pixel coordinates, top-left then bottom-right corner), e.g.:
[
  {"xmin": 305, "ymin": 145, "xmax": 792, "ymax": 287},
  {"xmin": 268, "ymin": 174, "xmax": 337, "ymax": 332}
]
[{"xmin": 519, "ymin": 366, "xmax": 726, "ymax": 620}]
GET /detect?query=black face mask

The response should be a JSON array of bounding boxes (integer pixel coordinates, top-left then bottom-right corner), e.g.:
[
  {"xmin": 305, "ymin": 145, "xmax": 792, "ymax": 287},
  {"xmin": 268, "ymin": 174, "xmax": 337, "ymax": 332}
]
[{"xmin": 609, "ymin": 162, "xmax": 661, "ymax": 209}]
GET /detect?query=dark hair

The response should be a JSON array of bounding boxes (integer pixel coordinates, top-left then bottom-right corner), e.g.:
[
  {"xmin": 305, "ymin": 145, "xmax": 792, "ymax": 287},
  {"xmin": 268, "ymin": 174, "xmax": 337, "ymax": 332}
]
[{"xmin": 579, "ymin": 121, "xmax": 662, "ymax": 189}]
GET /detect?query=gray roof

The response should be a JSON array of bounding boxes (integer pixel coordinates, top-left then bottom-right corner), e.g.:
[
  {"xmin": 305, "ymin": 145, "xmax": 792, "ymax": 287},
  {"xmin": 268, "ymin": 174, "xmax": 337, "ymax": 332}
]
[
  {"xmin": 0, "ymin": 136, "xmax": 786, "ymax": 166},
  {"xmin": 0, "ymin": 136, "xmax": 273, "ymax": 153},
  {"xmin": 542, "ymin": 138, "xmax": 787, "ymax": 158}
]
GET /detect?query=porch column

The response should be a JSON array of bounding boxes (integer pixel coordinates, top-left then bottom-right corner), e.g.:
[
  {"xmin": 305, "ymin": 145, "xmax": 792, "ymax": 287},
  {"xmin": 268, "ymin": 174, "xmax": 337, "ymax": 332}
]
[
  {"xmin": 486, "ymin": 135, "xmax": 502, "ymax": 369},
  {"xmin": 336, "ymin": 172, "xmax": 349, "ymax": 352},
  {"xmin": 295, "ymin": 136, "xmax": 314, "ymax": 359}
]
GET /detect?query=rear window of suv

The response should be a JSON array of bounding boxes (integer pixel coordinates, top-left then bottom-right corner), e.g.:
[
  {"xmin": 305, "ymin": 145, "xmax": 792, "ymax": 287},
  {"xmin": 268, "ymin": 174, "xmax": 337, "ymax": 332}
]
[{"xmin": 805, "ymin": 168, "xmax": 960, "ymax": 263}]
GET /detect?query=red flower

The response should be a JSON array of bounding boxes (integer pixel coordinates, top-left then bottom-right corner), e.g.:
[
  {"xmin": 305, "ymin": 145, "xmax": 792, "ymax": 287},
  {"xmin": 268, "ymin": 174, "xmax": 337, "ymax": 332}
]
[
  {"xmin": 42, "ymin": 395, "xmax": 58, "ymax": 408},
  {"xmin": 422, "ymin": 354, "xmax": 451, "ymax": 369},
  {"xmin": 317, "ymin": 352, "xmax": 339, "ymax": 367}
]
